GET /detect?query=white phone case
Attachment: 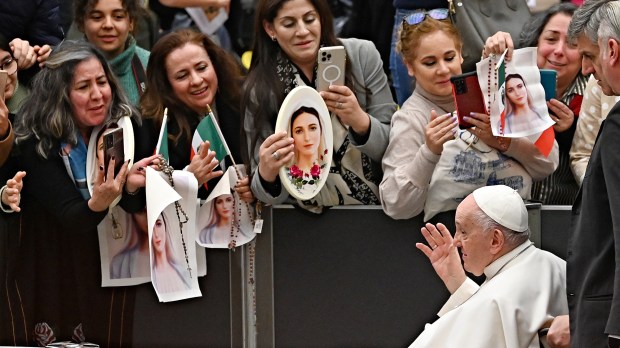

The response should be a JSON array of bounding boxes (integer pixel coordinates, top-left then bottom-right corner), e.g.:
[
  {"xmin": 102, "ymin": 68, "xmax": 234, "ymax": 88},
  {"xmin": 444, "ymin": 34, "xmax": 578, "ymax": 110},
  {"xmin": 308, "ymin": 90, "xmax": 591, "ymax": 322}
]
[{"xmin": 316, "ymin": 46, "xmax": 346, "ymax": 92}]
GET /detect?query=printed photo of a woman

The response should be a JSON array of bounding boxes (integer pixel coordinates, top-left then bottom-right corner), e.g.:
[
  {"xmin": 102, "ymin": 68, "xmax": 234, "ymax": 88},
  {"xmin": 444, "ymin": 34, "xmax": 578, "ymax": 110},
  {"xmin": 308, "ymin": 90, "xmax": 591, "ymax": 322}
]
[
  {"xmin": 109, "ymin": 208, "xmax": 150, "ymax": 279},
  {"xmin": 151, "ymin": 211, "xmax": 191, "ymax": 294},
  {"xmin": 198, "ymin": 192, "xmax": 233, "ymax": 245},
  {"xmin": 287, "ymin": 106, "xmax": 327, "ymax": 191},
  {"xmin": 501, "ymin": 73, "xmax": 547, "ymax": 135}
]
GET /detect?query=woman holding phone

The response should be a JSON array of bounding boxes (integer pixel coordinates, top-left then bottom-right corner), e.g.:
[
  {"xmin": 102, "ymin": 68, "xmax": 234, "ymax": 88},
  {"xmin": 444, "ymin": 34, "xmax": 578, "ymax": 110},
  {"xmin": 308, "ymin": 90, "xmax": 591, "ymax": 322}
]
[
  {"xmin": 482, "ymin": 3, "xmax": 585, "ymax": 205},
  {"xmin": 0, "ymin": 41, "xmax": 154, "ymax": 346},
  {"xmin": 242, "ymin": 0, "xmax": 396, "ymax": 213},
  {"xmin": 380, "ymin": 12, "xmax": 558, "ymax": 220}
]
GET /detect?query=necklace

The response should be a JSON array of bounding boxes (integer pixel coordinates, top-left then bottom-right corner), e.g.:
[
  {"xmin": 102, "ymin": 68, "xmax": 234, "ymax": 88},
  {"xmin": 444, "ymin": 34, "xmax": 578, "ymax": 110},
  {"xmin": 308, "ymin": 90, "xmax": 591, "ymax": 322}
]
[
  {"xmin": 227, "ymin": 165, "xmax": 256, "ymax": 250},
  {"xmin": 486, "ymin": 55, "xmax": 497, "ymax": 116},
  {"xmin": 160, "ymin": 156, "xmax": 193, "ymax": 278}
]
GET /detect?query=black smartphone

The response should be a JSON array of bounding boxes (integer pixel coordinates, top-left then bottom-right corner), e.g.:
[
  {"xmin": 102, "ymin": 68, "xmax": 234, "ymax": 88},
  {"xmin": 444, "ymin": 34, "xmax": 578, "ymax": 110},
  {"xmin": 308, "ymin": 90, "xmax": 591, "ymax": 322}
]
[
  {"xmin": 103, "ymin": 127, "xmax": 124, "ymax": 177},
  {"xmin": 540, "ymin": 69, "xmax": 557, "ymax": 101},
  {"xmin": 451, "ymin": 71, "xmax": 487, "ymax": 129}
]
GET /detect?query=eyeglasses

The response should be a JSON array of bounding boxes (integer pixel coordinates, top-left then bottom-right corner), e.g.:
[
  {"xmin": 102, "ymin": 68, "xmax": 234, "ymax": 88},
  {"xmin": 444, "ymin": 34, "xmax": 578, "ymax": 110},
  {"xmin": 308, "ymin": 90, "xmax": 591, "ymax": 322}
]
[
  {"xmin": 0, "ymin": 57, "xmax": 17, "ymax": 76},
  {"xmin": 402, "ymin": 8, "xmax": 450, "ymax": 26}
]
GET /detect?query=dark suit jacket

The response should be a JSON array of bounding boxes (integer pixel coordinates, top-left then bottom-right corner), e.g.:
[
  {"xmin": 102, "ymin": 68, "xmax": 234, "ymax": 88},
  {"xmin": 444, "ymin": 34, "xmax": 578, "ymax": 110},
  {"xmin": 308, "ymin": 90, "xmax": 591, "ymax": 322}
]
[{"xmin": 567, "ymin": 100, "xmax": 620, "ymax": 347}]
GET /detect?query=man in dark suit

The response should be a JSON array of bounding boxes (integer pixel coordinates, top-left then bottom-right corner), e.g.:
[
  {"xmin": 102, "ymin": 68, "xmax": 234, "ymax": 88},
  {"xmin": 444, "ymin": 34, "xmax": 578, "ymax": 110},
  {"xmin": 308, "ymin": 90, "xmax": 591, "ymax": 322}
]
[{"xmin": 566, "ymin": 1, "xmax": 620, "ymax": 347}]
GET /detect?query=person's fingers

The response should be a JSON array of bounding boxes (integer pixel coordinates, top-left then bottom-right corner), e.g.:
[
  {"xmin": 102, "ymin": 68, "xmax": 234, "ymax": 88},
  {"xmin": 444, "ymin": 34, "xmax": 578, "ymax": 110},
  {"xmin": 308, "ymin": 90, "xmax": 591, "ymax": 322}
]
[
  {"xmin": 115, "ymin": 160, "xmax": 130, "ymax": 185},
  {"xmin": 95, "ymin": 164, "xmax": 105, "ymax": 186},
  {"xmin": 424, "ymin": 223, "xmax": 446, "ymax": 247},
  {"xmin": 415, "ymin": 242, "xmax": 433, "ymax": 259},
  {"xmin": 106, "ymin": 156, "xmax": 116, "ymax": 182},
  {"xmin": 436, "ymin": 223, "xmax": 454, "ymax": 244},
  {"xmin": 420, "ymin": 226, "xmax": 436, "ymax": 247},
  {"xmin": 198, "ymin": 140, "xmax": 211, "ymax": 158},
  {"xmin": 261, "ymin": 131, "xmax": 289, "ymax": 150},
  {"xmin": 14, "ymin": 171, "xmax": 26, "ymax": 184}
]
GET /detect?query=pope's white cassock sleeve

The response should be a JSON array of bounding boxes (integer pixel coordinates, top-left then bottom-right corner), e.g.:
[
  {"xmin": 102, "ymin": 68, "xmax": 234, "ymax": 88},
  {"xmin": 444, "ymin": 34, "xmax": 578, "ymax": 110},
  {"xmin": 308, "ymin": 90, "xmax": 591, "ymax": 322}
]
[{"xmin": 409, "ymin": 242, "xmax": 568, "ymax": 348}]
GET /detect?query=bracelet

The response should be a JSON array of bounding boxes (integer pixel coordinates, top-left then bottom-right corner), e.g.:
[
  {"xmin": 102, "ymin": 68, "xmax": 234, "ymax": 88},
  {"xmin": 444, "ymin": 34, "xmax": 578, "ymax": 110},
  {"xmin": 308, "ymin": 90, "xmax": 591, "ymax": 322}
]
[
  {"xmin": 0, "ymin": 185, "xmax": 15, "ymax": 213},
  {"xmin": 125, "ymin": 186, "xmax": 141, "ymax": 196}
]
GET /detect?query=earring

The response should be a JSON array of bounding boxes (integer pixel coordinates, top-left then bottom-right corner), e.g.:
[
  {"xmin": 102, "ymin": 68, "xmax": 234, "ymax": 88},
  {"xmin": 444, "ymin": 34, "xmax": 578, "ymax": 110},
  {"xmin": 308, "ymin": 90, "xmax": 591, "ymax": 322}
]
[{"xmin": 271, "ymin": 35, "xmax": 277, "ymax": 42}]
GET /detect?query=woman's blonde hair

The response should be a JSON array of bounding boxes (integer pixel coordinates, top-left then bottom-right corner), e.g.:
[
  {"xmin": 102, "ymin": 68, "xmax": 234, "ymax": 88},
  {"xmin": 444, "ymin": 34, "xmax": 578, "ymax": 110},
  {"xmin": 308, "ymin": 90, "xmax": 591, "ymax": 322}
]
[{"xmin": 397, "ymin": 17, "xmax": 463, "ymax": 66}]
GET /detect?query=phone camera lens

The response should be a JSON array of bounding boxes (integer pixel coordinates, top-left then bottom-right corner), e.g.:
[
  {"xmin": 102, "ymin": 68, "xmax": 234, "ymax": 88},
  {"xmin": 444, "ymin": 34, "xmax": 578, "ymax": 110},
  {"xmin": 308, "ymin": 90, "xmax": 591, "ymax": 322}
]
[
  {"xmin": 321, "ymin": 57, "xmax": 326, "ymax": 62},
  {"xmin": 327, "ymin": 54, "xmax": 332, "ymax": 59},
  {"xmin": 322, "ymin": 52, "xmax": 326, "ymax": 56}
]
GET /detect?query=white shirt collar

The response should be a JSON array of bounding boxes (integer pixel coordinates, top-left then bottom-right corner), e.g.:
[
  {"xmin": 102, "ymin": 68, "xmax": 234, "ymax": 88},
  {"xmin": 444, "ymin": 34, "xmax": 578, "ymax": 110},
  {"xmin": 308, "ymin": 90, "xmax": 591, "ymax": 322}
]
[{"xmin": 483, "ymin": 241, "xmax": 533, "ymax": 280}]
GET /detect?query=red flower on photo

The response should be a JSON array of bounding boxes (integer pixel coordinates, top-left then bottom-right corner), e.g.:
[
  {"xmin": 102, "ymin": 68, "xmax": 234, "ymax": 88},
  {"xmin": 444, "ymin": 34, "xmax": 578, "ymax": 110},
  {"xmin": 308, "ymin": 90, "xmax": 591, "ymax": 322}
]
[
  {"xmin": 310, "ymin": 164, "xmax": 321, "ymax": 179},
  {"xmin": 289, "ymin": 165, "xmax": 303, "ymax": 179}
]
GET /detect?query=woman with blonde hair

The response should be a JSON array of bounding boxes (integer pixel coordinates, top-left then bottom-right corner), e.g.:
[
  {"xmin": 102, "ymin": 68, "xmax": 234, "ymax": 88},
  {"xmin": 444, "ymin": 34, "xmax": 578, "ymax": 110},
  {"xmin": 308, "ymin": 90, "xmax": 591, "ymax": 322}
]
[{"xmin": 380, "ymin": 12, "xmax": 558, "ymax": 220}]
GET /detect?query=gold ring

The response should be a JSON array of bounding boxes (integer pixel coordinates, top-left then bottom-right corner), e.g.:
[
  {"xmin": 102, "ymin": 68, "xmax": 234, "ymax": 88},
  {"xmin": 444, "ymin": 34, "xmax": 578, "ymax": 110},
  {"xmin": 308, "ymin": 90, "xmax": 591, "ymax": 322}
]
[
  {"xmin": 272, "ymin": 151, "xmax": 281, "ymax": 161},
  {"xmin": 337, "ymin": 102, "xmax": 343, "ymax": 109}
]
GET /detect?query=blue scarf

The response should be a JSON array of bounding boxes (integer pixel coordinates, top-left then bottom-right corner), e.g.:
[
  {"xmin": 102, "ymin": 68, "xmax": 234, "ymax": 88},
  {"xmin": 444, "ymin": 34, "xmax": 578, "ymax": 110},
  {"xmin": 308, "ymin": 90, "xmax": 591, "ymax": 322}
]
[{"xmin": 61, "ymin": 135, "xmax": 90, "ymax": 200}]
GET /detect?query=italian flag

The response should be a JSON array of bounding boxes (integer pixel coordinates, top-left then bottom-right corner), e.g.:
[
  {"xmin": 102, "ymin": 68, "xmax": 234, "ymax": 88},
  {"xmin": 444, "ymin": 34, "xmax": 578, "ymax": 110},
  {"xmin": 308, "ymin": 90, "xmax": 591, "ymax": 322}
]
[{"xmin": 191, "ymin": 109, "xmax": 231, "ymax": 167}]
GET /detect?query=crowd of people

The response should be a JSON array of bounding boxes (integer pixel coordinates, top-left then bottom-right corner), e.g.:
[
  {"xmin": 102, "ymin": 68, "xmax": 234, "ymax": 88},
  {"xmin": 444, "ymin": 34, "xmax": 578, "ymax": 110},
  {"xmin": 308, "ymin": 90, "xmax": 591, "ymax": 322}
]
[{"xmin": 0, "ymin": 0, "xmax": 618, "ymax": 346}]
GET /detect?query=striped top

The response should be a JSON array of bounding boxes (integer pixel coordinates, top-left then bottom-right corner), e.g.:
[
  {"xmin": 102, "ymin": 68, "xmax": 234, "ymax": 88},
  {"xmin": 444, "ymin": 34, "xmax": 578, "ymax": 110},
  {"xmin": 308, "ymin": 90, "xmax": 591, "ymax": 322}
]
[{"xmin": 531, "ymin": 73, "xmax": 588, "ymax": 205}]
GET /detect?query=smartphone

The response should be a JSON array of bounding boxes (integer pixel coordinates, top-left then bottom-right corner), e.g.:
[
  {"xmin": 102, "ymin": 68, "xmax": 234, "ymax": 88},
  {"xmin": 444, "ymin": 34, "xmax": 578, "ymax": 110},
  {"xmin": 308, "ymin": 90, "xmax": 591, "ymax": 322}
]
[
  {"xmin": 540, "ymin": 69, "xmax": 557, "ymax": 101},
  {"xmin": 451, "ymin": 71, "xmax": 486, "ymax": 129},
  {"xmin": 0, "ymin": 70, "xmax": 7, "ymax": 100},
  {"xmin": 103, "ymin": 127, "xmax": 124, "ymax": 177},
  {"xmin": 317, "ymin": 46, "xmax": 346, "ymax": 92}
]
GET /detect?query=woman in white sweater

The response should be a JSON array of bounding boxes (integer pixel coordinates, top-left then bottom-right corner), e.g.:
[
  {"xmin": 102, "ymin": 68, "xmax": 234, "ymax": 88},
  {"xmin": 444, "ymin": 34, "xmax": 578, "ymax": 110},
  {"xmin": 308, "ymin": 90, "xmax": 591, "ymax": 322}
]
[{"xmin": 380, "ymin": 14, "xmax": 558, "ymax": 220}]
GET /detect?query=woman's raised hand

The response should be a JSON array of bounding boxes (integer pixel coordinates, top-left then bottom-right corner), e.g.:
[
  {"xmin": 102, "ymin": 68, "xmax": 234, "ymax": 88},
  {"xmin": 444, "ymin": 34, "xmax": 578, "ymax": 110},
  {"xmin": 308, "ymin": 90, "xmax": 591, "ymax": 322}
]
[
  {"xmin": 464, "ymin": 112, "xmax": 511, "ymax": 152},
  {"xmin": 547, "ymin": 99, "xmax": 575, "ymax": 133},
  {"xmin": 320, "ymin": 85, "xmax": 370, "ymax": 136},
  {"xmin": 258, "ymin": 131, "xmax": 294, "ymax": 183},
  {"xmin": 89, "ymin": 159, "xmax": 129, "ymax": 212},
  {"xmin": 235, "ymin": 176, "xmax": 255, "ymax": 203},
  {"xmin": 482, "ymin": 31, "xmax": 514, "ymax": 62},
  {"xmin": 125, "ymin": 154, "xmax": 162, "ymax": 194},
  {"xmin": 2, "ymin": 171, "xmax": 26, "ymax": 212},
  {"xmin": 425, "ymin": 110, "xmax": 457, "ymax": 155},
  {"xmin": 187, "ymin": 140, "xmax": 224, "ymax": 186}
]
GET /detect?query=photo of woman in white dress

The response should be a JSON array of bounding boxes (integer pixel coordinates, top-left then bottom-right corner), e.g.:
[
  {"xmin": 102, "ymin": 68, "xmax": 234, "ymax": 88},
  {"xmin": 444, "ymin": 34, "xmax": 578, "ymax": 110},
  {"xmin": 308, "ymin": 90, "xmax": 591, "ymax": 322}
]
[
  {"xmin": 500, "ymin": 73, "xmax": 548, "ymax": 135},
  {"xmin": 109, "ymin": 208, "xmax": 150, "ymax": 279},
  {"xmin": 151, "ymin": 211, "xmax": 191, "ymax": 294},
  {"xmin": 286, "ymin": 106, "xmax": 327, "ymax": 193},
  {"xmin": 198, "ymin": 193, "xmax": 234, "ymax": 245}
]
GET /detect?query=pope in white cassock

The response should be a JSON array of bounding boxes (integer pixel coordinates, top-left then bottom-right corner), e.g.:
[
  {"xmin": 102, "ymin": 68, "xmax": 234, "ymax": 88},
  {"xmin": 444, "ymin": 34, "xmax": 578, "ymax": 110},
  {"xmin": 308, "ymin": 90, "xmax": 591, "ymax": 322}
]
[{"xmin": 410, "ymin": 185, "xmax": 568, "ymax": 348}]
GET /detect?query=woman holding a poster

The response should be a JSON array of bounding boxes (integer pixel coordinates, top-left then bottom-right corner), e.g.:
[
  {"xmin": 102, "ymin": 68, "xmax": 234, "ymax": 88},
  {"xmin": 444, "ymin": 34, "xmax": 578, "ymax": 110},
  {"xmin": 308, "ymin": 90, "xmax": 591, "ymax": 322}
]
[
  {"xmin": 380, "ymin": 13, "xmax": 558, "ymax": 221},
  {"xmin": 482, "ymin": 3, "xmax": 586, "ymax": 205}
]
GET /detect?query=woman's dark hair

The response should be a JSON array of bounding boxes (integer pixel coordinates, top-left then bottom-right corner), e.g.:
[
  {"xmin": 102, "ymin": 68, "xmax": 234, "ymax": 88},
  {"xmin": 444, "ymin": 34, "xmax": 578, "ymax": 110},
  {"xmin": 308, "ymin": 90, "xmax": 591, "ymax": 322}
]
[
  {"xmin": 518, "ymin": 2, "xmax": 578, "ymax": 48},
  {"xmin": 14, "ymin": 40, "xmax": 136, "ymax": 158},
  {"xmin": 290, "ymin": 106, "xmax": 321, "ymax": 133},
  {"xmin": 140, "ymin": 29, "xmax": 243, "ymax": 145},
  {"xmin": 241, "ymin": 0, "xmax": 355, "ymax": 167},
  {"xmin": 74, "ymin": 0, "xmax": 145, "ymax": 33}
]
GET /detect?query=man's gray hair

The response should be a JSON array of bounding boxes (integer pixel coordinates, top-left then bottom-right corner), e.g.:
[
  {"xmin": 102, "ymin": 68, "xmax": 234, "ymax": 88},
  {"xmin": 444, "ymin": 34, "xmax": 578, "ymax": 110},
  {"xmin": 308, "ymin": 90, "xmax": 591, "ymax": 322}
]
[
  {"xmin": 597, "ymin": 1, "xmax": 620, "ymax": 56},
  {"xmin": 567, "ymin": 0, "xmax": 616, "ymax": 44},
  {"xmin": 471, "ymin": 206, "xmax": 530, "ymax": 249}
]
